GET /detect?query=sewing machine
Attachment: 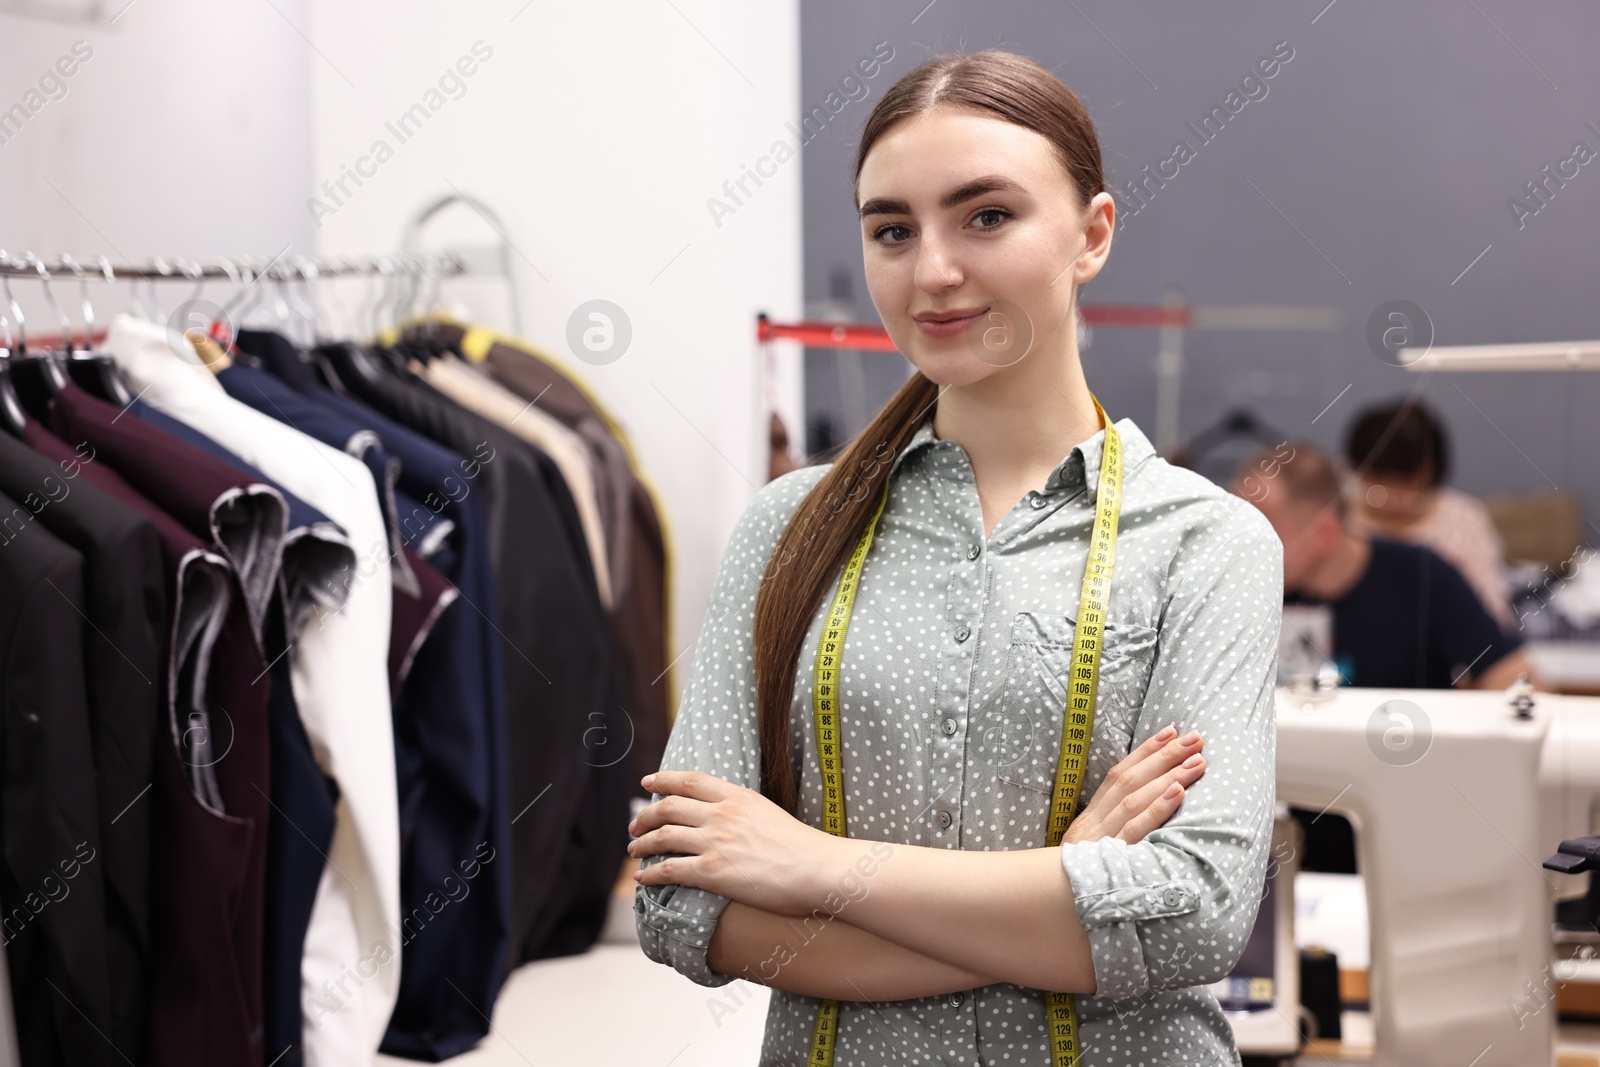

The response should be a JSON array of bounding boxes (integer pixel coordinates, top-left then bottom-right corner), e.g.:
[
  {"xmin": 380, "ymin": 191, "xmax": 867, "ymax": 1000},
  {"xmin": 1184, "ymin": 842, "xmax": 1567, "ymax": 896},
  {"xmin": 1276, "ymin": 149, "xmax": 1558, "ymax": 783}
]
[{"xmin": 1261, "ymin": 680, "xmax": 1600, "ymax": 1066}]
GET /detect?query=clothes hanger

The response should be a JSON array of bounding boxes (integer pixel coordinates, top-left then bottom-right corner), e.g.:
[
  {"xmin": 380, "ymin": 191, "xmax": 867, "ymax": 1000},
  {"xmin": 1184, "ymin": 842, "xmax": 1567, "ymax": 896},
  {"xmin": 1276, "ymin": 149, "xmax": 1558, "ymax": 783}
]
[
  {"xmin": 417, "ymin": 253, "xmax": 457, "ymax": 361},
  {"xmin": 226, "ymin": 255, "xmax": 277, "ymax": 333},
  {"xmin": 310, "ymin": 260, "xmax": 395, "ymax": 396},
  {"xmin": 168, "ymin": 257, "xmax": 230, "ymax": 374},
  {"xmin": 203, "ymin": 258, "xmax": 252, "ymax": 365},
  {"xmin": 302, "ymin": 258, "xmax": 354, "ymax": 395},
  {"xmin": 267, "ymin": 260, "xmax": 297, "ymax": 339},
  {"xmin": 363, "ymin": 257, "xmax": 413, "ymax": 376},
  {"xmin": 283, "ymin": 257, "xmax": 319, "ymax": 350},
  {"xmin": 0, "ymin": 252, "xmax": 64, "ymax": 420},
  {"xmin": 297, "ymin": 258, "xmax": 331, "ymax": 349},
  {"xmin": 393, "ymin": 255, "xmax": 453, "ymax": 367},
  {"xmin": 380, "ymin": 257, "xmax": 422, "ymax": 365},
  {"xmin": 22, "ymin": 252, "xmax": 73, "ymax": 392},
  {"xmin": 143, "ymin": 256, "xmax": 173, "ymax": 324},
  {"xmin": 0, "ymin": 312, "xmax": 28, "ymax": 437},
  {"xmin": 60, "ymin": 254, "xmax": 134, "ymax": 407},
  {"xmin": 291, "ymin": 258, "xmax": 349, "ymax": 394}
]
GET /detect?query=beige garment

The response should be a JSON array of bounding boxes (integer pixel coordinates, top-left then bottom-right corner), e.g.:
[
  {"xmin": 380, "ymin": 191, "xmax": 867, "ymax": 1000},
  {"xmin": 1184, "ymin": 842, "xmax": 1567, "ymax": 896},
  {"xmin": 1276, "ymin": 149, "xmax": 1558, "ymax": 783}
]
[
  {"xmin": 183, "ymin": 328, "xmax": 233, "ymax": 372},
  {"xmin": 417, "ymin": 356, "xmax": 613, "ymax": 608},
  {"xmin": 1350, "ymin": 485, "xmax": 1514, "ymax": 631}
]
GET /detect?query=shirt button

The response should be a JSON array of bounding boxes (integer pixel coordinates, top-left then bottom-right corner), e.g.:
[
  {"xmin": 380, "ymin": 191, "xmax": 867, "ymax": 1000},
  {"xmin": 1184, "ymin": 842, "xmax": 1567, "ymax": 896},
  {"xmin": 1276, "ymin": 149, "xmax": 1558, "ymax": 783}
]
[
  {"xmin": 935, "ymin": 810, "xmax": 953, "ymax": 829},
  {"xmin": 967, "ymin": 543, "xmax": 981, "ymax": 560},
  {"xmin": 955, "ymin": 625, "xmax": 970, "ymax": 643},
  {"xmin": 948, "ymin": 992, "xmax": 964, "ymax": 1008},
  {"xmin": 1162, "ymin": 887, "xmax": 1184, "ymax": 907},
  {"xmin": 941, "ymin": 717, "xmax": 958, "ymax": 736},
  {"xmin": 1030, "ymin": 494, "xmax": 1048, "ymax": 509}
]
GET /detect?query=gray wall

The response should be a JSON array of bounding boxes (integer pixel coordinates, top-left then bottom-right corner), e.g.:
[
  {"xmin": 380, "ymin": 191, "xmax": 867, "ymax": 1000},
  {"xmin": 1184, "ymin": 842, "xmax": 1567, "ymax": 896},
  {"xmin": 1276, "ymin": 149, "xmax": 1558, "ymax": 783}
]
[{"xmin": 798, "ymin": 0, "xmax": 1600, "ymax": 534}]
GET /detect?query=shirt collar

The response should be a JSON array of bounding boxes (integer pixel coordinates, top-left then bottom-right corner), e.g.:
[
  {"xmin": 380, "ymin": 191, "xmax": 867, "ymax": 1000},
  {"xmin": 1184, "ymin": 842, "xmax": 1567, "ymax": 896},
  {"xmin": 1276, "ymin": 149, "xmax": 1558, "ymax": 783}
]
[
  {"xmin": 104, "ymin": 313, "xmax": 230, "ymax": 403},
  {"xmin": 886, "ymin": 412, "xmax": 1156, "ymax": 497}
]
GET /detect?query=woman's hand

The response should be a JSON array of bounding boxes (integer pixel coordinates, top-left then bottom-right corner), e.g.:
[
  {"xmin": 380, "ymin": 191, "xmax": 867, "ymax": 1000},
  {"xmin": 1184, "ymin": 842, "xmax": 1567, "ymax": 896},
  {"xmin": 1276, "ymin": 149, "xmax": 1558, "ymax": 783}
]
[
  {"xmin": 1063, "ymin": 725, "xmax": 1207, "ymax": 845},
  {"xmin": 629, "ymin": 770, "xmax": 836, "ymax": 916}
]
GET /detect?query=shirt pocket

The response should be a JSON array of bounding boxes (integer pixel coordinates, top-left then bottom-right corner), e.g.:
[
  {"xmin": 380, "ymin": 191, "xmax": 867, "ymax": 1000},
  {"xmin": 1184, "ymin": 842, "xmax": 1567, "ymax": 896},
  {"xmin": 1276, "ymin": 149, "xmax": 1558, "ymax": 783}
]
[{"xmin": 974, "ymin": 610, "xmax": 1160, "ymax": 799}]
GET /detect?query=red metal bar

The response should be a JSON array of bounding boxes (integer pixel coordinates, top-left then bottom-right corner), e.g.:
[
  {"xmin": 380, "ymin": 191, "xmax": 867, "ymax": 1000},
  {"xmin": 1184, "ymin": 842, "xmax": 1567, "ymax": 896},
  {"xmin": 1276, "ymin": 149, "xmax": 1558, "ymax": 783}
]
[
  {"xmin": 757, "ymin": 305, "xmax": 1190, "ymax": 350},
  {"xmin": 757, "ymin": 315, "xmax": 900, "ymax": 350},
  {"xmin": 9, "ymin": 327, "xmax": 110, "ymax": 351},
  {"xmin": 1082, "ymin": 305, "xmax": 1191, "ymax": 328}
]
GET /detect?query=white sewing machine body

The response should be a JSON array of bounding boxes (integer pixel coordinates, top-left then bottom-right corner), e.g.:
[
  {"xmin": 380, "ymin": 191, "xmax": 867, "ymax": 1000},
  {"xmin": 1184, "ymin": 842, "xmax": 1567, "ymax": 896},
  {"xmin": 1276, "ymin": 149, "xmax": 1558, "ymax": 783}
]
[{"xmin": 1271, "ymin": 683, "xmax": 1600, "ymax": 1066}]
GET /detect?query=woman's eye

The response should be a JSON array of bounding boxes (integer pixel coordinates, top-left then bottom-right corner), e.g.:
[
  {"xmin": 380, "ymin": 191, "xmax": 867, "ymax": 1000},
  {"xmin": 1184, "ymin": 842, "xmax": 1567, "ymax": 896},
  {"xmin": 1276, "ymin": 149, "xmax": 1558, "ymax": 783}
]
[
  {"xmin": 972, "ymin": 207, "xmax": 1011, "ymax": 230},
  {"xmin": 872, "ymin": 223, "xmax": 912, "ymax": 245}
]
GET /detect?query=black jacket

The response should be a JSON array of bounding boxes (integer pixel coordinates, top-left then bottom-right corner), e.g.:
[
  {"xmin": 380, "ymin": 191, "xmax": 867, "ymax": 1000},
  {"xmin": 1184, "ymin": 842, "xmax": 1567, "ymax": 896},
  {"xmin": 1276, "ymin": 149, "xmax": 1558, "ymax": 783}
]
[
  {"xmin": 0, "ymin": 484, "xmax": 115, "ymax": 1067},
  {"xmin": 313, "ymin": 344, "xmax": 632, "ymax": 968},
  {"xmin": 0, "ymin": 430, "xmax": 164, "ymax": 1065}
]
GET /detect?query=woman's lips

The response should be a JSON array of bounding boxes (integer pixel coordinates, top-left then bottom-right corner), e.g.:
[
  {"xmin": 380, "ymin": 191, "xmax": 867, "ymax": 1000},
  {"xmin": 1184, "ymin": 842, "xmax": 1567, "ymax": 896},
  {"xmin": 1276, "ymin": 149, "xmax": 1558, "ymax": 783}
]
[{"xmin": 913, "ymin": 309, "xmax": 987, "ymax": 339}]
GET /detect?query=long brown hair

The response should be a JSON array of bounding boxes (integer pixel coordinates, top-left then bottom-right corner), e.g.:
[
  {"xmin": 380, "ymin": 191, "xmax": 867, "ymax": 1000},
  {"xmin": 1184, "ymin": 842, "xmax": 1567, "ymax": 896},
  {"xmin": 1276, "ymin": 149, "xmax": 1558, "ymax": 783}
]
[{"xmin": 751, "ymin": 50, "xmax": 1108, "ymax": 816}]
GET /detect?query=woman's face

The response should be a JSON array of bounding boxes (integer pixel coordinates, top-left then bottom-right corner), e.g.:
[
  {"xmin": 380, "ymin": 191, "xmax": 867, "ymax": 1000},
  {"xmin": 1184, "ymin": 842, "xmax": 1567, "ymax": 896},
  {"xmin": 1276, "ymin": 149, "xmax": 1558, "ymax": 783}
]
[
  {"xmin": 856, "ymin": 105, "xmax": 1113, "ymax": 387},
  {"xmin": 1357, "ymin": 470, "xmax": 1436, "ymax": 523}
]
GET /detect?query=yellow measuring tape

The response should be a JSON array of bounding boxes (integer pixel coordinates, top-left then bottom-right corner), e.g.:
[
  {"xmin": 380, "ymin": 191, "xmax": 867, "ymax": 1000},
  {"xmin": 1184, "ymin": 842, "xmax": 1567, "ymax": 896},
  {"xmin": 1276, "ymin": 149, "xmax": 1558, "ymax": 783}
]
[{"xmin": 806, "ymin": 396, "xmax": 1123, "ymax": 1067}]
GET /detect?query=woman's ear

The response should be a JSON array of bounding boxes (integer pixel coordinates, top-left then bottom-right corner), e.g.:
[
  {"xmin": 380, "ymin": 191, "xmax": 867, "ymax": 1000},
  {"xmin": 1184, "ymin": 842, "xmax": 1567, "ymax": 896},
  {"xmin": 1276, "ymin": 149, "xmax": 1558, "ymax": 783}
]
[{"xmin": 1071, "ymin": 191, "xmax": 1116, "ymax": 287}]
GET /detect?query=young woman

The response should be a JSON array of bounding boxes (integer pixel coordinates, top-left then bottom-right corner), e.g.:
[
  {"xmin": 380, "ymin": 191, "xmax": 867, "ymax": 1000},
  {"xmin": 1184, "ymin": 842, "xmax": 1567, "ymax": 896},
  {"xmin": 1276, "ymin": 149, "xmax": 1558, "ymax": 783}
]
[{"xmin": 632, "ymin": 50, "xmax": 1282, "ymax": 1066}]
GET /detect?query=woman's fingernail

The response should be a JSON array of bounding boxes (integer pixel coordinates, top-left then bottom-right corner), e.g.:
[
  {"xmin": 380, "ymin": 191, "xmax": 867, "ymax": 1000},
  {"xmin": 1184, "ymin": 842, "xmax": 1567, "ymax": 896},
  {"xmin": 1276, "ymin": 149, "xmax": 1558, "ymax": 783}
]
[
  {"xmin": 642, "ymin": 774, "xmax": 656, "ymax": 788},
  {"xmin": 1181, "ymin": 731, "xmax": 1202, "ymax": 745},
  {"xmin": 1182, "ymin": 754, "xmax": 1204, "ymax": 769},
  {"xmin": 1156, "ymin": 725, "xmax": 1177, "ymax": 741},
  {"xmin": 633, "ymin": 868, "xmax": 643, "ymax": 881},
  {"xmin": 1164, "ymin": 782, "xmax": 1183, "ymax": 799}
]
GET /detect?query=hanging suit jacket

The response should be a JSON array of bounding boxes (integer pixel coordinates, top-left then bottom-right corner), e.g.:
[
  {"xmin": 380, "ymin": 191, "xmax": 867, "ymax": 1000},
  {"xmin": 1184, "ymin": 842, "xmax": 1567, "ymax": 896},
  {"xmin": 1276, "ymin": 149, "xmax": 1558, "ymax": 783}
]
[
  {"xmin": 45, "ymin": 383, "xmax": 284, "ymax": 1067},
  {"xmin": 127, "ymin": 399, "xmax": 357, "ymax": 637},
  {"xmin": 47, "ymin": 382, "xmax": 287, "ymax": 645},
  {"xmin": 119, "ymin": 398, "xmax": 353, "ymax": 1067},
  {"xmin": 0, "ymin": 485, "xmax": 114, "ymax": 1067},
  {"xmin": 312, "ymin": 340, "xmax": 630, "ymax": 967},
  {"xmin": 194, "ymin": 368, "xmax": 456, "ymax": 691},
  {"xmin": 415, "ymin": 356, "xmax": 613, "ymax": 609},
  {"xmin": 0, "ymin": 430, "xmax": 164, "ymax": 1066},
  {"xmin": 104, "ymin": 314, "xmax": 400, "ymax": 1067},
  {"xmin": 238, "ymin": 328, "xmax": 514, "ymax": 1055},
  {"xmin": 20, "ymin": 418, "xmax": 266, "ymax": 1067},
  {"xmin": 414, "ymin": 321, "xmax": 672, "ymax": 797}
]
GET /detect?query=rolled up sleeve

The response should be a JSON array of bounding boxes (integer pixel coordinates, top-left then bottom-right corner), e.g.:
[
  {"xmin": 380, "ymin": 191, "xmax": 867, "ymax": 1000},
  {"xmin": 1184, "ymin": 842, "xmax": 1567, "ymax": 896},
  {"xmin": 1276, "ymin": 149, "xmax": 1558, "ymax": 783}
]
[
  {"xmin": 633, "ymin": 467, "xmax": 823, "ymax": 987},
  {"xmin": 1060, "ymin": 498, "xmax": 1282, "ymax": 1002}
]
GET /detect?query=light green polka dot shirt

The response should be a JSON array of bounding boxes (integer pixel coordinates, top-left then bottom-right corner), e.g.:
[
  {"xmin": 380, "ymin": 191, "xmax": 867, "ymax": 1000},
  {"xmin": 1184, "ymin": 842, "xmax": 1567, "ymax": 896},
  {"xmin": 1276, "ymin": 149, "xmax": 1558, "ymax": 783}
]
[{"xmin": 636, "ymin": 414, "xmax": 1283, "ymax": 1066}]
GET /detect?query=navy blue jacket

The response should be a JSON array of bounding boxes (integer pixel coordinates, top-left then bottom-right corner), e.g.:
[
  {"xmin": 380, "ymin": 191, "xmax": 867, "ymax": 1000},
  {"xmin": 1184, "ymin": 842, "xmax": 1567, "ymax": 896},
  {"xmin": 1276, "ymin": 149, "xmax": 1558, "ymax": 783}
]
[{"xmin": 229, "ymin": 334, "xmax": 512, "ymax": 1059}]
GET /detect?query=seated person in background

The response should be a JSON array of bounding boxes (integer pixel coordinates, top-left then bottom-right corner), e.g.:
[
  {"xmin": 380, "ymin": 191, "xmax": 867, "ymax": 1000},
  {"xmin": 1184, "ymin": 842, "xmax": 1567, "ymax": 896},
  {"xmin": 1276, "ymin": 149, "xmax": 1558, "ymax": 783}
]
[
  {"xmin": 1232, "ymin": 441, "xmax": 1539, "ymax": 873},
  {"xmin": 1344, "ymin": 398, "xmax": 1515, "ymax": 633},
  {"xmin": 1233, "ymin": 441, "xmax": 1534, "ymax": 691}
]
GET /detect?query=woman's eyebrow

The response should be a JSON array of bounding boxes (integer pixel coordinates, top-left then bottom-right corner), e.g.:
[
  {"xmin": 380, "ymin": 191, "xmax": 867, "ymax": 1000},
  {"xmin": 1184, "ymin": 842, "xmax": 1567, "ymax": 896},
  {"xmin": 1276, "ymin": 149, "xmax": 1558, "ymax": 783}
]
[
  {"xmin": 939, "ymin": 175, "xmax": 1028, "ymax": 208},
  {"xmin": 858, "ymin": 175, "xmax": 1028, "ymax": 218},
  {"xmin": 857, "ymin": 196, "xmax": 909, "ymax": 219}
]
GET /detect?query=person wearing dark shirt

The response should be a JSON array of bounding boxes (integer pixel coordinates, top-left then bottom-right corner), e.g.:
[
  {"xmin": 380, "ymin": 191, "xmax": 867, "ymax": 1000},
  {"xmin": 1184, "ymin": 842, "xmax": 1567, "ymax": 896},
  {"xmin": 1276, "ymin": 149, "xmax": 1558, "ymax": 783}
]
[
  {"xmin": 1232, "ymin": 441, "xmax": 1534, "ymax": 690},
  {"xmin": 1290, "ymin": 536, "xmax": 1522, "ymax": 688},
  {"xmin": 1230, "ymin": 441, "xmax": 1539, "ymax": 872}
]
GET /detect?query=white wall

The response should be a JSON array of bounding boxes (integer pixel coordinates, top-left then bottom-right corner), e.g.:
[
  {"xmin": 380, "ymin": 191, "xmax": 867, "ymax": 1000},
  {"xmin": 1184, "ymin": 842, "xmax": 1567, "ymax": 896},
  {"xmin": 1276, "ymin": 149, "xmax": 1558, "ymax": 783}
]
[
  {"xmin": 305, "ymin": 0, "xmax": 804, "ymax": 714},
  {"xmin": 0, "ymin": 1, "xmax": 314, "ymax": 324},
  {"xmin": 0, "ymin": 1, "xmax": 802, "ymax": 717}
]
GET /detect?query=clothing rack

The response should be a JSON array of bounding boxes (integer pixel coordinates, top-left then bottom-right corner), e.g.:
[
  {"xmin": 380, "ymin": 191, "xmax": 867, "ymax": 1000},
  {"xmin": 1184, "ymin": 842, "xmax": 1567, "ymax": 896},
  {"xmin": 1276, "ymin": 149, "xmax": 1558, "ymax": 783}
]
[
  {"xmin": 0, "ymin": 251, "xmax": 469, "ymax": 350},
  {"xmin": 0, "ymin": 292, "xmax": 671, "ymax": 1065},
  {"xmin": 0, "ymin": 251, "xmax": 465, "ymax": 280}
]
